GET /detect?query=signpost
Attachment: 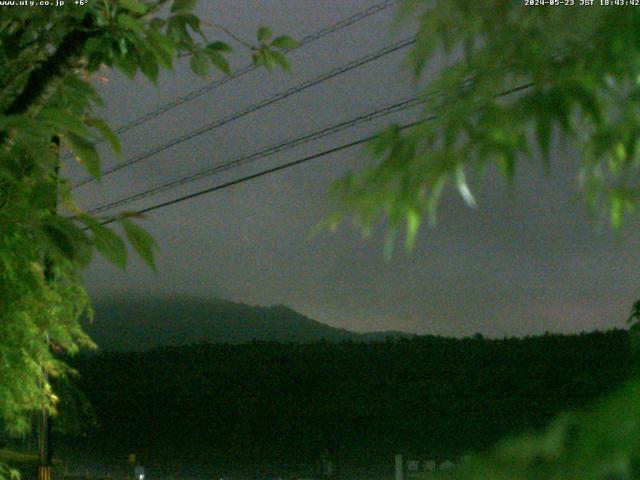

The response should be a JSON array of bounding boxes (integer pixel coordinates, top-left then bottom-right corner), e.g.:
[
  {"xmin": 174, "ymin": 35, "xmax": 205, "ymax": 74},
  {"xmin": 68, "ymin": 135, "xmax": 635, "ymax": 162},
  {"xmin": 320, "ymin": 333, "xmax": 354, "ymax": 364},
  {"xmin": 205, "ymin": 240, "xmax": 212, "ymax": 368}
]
[{"xmin": 395, "ymin": 454, "xmax": 452, "ymax": 480}]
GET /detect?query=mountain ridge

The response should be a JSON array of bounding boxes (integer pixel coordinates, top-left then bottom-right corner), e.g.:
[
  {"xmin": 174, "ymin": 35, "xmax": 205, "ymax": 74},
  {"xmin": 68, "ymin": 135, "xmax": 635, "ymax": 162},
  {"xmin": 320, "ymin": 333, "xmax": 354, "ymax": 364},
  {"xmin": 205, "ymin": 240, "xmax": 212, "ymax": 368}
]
[{"xmin": 85, "ymin": 294, "xmax": 413, "ymax": 351}]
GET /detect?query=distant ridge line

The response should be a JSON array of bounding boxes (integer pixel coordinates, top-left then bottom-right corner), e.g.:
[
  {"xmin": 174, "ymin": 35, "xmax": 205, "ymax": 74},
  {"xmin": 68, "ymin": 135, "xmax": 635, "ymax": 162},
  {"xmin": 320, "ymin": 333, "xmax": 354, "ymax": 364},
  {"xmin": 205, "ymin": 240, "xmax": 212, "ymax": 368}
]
[{"xmin": 87, "ymin": 295, "xmax": 414, "ymax": 351}]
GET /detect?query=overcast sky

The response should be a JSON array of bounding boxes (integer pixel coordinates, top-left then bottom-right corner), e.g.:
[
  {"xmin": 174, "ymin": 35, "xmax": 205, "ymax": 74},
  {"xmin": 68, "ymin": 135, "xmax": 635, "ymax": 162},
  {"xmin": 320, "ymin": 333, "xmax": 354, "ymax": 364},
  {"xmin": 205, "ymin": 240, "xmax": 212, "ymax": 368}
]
[{"xmin": 69, "ymin": 0, "xmax": 640, "ymax": 338}]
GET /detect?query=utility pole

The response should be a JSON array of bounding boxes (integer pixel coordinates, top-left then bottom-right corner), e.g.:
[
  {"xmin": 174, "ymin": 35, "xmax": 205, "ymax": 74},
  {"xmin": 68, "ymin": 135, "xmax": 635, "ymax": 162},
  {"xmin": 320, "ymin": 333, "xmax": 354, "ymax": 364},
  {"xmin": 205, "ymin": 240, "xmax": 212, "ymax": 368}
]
[
  {"xmin": 38, "ymin": 135, "xmax": 60, "ymax": 480},
  {"xmin": 37, "ymin": 397, "xmax": 51, "ymax": 480}
]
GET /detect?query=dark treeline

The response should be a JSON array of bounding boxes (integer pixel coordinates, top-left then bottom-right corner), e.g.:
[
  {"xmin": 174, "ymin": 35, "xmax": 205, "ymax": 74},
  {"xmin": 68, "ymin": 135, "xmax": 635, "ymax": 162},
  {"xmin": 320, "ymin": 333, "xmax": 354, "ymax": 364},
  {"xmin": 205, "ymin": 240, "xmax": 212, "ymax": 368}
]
[{"xmin": 61, "ymin": 329, "xmax": 634, "ymax": 469}]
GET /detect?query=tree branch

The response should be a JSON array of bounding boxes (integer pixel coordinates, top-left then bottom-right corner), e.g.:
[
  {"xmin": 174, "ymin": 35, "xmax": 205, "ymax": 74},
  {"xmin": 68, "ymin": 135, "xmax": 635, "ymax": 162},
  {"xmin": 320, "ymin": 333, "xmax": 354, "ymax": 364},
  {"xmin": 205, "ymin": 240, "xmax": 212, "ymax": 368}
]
[
  {"xmin": 207, "ymin": 21, "xmax": 255, "ymax": 50},
  {"xmin": 3, "ymin": 27, "xmax": 93, "ymax": 117}
]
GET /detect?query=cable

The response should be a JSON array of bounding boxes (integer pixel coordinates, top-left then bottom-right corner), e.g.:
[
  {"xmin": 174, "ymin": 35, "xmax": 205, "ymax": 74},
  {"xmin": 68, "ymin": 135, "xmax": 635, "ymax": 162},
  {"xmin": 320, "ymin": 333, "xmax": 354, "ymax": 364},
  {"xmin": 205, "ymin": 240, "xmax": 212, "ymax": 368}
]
[
  {"xmin": 88, "ymin": 77, "xmax": 494, "ymax": 214},
  {"xmin": 64, "ymin": 1, "xmax": 402, "ymax": 168},
  {"xmin": 92, "ymin": 82, "xmax": 534, "ymax": 224},
  {"xmin": 97, "ymin": 119, "xmax": 424, "ymax": 226},
  {"xmin": 88, "ymin": 94, "xmax": 430, "ymax": 215},
  {"xmin": 74, "ymin": 36, "xmax": 416, "ymax": 190},
  {"xmin": 81, "ymin": 0, "xmax": 404, "ymax": 145}
]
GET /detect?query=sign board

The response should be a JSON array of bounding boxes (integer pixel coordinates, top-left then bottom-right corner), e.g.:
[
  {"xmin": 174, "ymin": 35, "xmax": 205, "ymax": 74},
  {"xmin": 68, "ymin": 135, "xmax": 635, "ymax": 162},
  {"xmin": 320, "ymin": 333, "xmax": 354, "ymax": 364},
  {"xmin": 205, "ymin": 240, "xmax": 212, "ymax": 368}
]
[
  {"xmin": 405, "ymin": 458, "xmax": 436, "ymax": 477},
  {"xmin": 395, "ymin": 454, "xmax": 453, "ymax": 480}
]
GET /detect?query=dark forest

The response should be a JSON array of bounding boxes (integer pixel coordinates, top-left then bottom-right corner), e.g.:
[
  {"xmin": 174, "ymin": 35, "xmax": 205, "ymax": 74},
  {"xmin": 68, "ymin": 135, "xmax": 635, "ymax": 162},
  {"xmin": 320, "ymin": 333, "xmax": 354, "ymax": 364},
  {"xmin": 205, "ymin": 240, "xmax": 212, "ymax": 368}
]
[{"xmin": 42, "ymin": 329, "xmax": 634, "ymax": 475}]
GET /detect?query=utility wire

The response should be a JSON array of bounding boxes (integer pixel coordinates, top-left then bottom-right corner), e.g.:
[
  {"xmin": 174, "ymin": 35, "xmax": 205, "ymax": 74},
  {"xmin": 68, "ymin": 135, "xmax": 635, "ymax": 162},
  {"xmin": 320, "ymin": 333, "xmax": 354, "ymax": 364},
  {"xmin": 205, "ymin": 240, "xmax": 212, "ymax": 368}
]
[
  {"xmin": 97, "ymin": 119, "xmax": 423, "ymax": 227},
  {"xmin": 74, "ymin": 36, "xmax": 415, "ymax": 189},
  {"xmin": 88, "ymin": 77, "xmax": 490, "ymax": 214},
  {"xmin": 79, "ymin": 0, "xmax": 403, "ymax": 147},
  {"xmin": 116, "ymin": 0, "xmax": 402, "ymax": 134},
  {"xmin": 88, "ymin": 94, "xmax": 430, "ymax": 215},
  {"xmin": 93, "ymin": 82, "xmax": 534, "ymax": 225},
  {"xmin": 65, "ymin": 0, "xmax": 402, "ymax": 167}
]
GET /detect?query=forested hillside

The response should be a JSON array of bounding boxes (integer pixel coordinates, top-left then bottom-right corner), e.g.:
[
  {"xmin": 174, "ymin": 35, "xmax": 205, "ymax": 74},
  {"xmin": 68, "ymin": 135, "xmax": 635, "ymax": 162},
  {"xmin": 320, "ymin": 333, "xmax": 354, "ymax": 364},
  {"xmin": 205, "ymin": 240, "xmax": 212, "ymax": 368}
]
[
  {"xmin": 87, "ymin": 296, "xmax": 412, "ymax": 350},
  {"xmin": 59, "ymin": 329, "xmax": 634, "ymax": 471}
]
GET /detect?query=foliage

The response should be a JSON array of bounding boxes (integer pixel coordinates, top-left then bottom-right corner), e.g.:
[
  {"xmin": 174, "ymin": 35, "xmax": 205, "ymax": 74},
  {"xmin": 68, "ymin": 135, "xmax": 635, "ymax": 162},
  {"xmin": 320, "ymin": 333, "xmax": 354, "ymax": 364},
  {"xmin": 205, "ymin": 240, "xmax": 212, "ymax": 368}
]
[
  {"xmin": 0, "ymin": 451, "xmax": 23, "ymax": 480},
  {"xmin": 0, "ymin": 463, "xmax": 17, "ymax": 480},
  {"xmin": 0, "ymin": 448, "xmax": 63, "ymax": 480},
  {"xmin": 331, "ymin": 2, "xmax": 640, "ymax": 245},
  {"xmin": 431, "ymin": 379, "xmax": 640, "ymax": 480},
  {"xmin": 328, "ymin": 2, "xmax": 640, "ymax": 479},
  {"xmin": 0, "ymin": 0, "xmax": 294, "ymax": 462}
]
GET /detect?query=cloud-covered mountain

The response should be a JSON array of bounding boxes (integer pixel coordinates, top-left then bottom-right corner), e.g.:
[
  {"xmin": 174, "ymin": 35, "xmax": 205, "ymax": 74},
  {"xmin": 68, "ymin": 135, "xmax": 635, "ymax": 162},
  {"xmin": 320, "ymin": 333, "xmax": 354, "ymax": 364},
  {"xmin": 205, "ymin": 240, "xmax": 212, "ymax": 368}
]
[{"xmin": 85, "ymin": 295, "xmax": 412, "ymax": 351}]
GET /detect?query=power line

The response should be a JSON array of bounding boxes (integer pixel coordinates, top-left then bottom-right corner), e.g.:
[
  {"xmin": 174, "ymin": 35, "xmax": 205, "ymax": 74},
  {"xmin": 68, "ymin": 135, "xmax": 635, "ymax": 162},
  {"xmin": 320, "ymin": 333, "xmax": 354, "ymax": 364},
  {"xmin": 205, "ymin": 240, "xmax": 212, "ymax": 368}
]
[
  {"xmin": 116, "ymin": 0, "xmax": 403, "ymax": 135},
  {"xmin": 72, "ymin": 0, "xmax": 402, "ymax": 153},
  {"xmin": 88, "ymin": 77, "xmax": 493, "ymax": 214},
  {"xmin": 88, "ymin": 94, "xmax": 430, "ymax": 215},
  {"xmin": 74, "ymin": 36, "xmax": 416, "ymax": 189},
  {"xmin": 98, "ymin": 119, "xmax": 424, "ymax": 226},
  {"xmin": 64, "ymin": 1, "xmax": 402, "ymax": 168},
  {"xmin": 93, "ymin": 82, "xmax": 534, "ymax": 224}
]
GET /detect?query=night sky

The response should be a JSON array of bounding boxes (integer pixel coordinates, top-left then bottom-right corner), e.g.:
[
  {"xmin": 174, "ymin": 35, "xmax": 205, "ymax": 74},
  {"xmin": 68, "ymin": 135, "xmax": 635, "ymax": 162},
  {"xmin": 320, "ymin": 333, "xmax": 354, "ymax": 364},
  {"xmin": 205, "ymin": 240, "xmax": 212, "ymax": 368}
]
[{"xmin": 68, "ymin": 0, "xmax": 640, "ymax": 338}]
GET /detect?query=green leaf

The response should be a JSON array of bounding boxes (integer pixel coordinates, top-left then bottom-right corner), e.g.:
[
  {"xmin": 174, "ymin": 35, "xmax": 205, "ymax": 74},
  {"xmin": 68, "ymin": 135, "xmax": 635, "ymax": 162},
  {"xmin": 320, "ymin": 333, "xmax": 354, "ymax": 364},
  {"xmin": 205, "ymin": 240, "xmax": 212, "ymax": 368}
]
[
  {"xmin": 85, "ymin": 118, "xmax": 122, "ymax": 160},
  {"xmin": 171, "ymin": 0, "xmax": 197, "ymax": 14},
  {"xmin": 190, "ymin": 51, "xmax": 210, "ymax": 76},
  {"xmin": 63, "ymin": 76, "xmax": 104, "ymax": 107},
  {"xmin": 115, "ymin": 49, "xmax": 138, "ymax": 77},
  {"xmin": 179, "ymin": 13, "xmax": 201, "ymax": 33},
  {"xmin": 42, "ymin": 223, "xmax": 73, "ymax": 259},
  {"xmin": 269, "ymin": 50, "xmax": 290, "ymax": 72},
  {"xmin": 205, "ymin": 50, "xmax": 230, "ymax": 75},
  {"xmin": 63, "ymin": 132, "xmax": 100, "ymax": 179},
  {"xmin": 30, "ymin": 182, "xmax": 57, "ymax": 211},
  {"xmin": 147, "ymin": 30, "xmax": 176, "ymax": 69},
  {"xmin": 139, "ymin": 49, "xmax": 160, "ymax": 83},
  {"xmin": 118, "ymin": 218, "xmax": 158, "ymax": 269},
  {"xmin": 41, "ymin": 216, "xmax": 92, "ymax": 265},
  {"xmin": 497, "ymin": 155, "xmax": 516, "ymax": 181},
  {"xmin": 206, "ymin": 41, "xmax": 231, "ymax": 53},
  {"xmin": 610, "ymin": 193, "xmax": 624, "ymax": 229},
  {"xmin": 569, "ymin": 85, "xmax": 602, "ymax": 126},
  {"xmin": 369, "ymin": 125, "xmax": 400, "ymax": 156},
  {"xmin": 38, "ymin": 108, "xmax": 89, "ymax": 137},
  {"xmin": 119, "ymin": 0, "xmax": 148, "ymax": 14},
  {"xmin": 260, "ymin": 49, "xmax": 276, "ymax": 71},
  {"xmin": 117, "ymin": 13, "xmax": 144, "ymax": 33},
  {"xmin": 405, "ymin": 208, "xmax": 421, "ymax": 251},
  {"xmin": 271, "ymin": 35, "xmax": 298, "ymax": 50},
  {"xmin": 87, "ymin": 42, "xmax": 108, "ymax": 69},
  {"xmin": 78, "ymin": 215, "xmax": 127, "ymax": 269},
  {"xmin": 150, "ymin": 18, "xmax": 165, "ymax": 30},
  {"xmin": 167, "ymin": 15, "xmax": 188, "ymax": 42},
  {"xmin": 257, "ymin": 26, "xmax": 272, "ymax": 43}
]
